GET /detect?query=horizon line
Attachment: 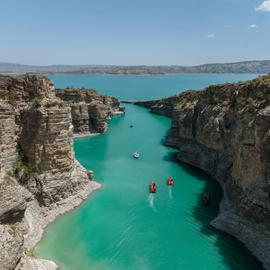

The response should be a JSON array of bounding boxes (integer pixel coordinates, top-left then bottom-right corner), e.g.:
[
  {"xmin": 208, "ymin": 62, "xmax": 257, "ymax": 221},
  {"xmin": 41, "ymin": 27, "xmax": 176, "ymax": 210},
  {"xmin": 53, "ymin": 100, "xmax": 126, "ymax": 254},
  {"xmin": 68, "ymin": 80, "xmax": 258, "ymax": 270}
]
[{"xmin": 1, "ymin": 59, "xmax": 270, "ymax": 68}]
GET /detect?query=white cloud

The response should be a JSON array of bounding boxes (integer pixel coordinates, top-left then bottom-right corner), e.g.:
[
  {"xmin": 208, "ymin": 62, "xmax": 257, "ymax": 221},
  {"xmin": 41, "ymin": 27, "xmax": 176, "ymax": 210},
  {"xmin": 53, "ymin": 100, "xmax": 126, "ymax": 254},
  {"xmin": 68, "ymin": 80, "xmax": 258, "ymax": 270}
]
[
  {"xmin": 256, "ymin": 0, "xmax": 270, "ymax": 11},
  {"xmin": 207, "ymin": 33, "xmax": 216, "ymax": 38},
  {"xmin": 249, "ymin": 24, "xmax": 258, "ymax": 28}
]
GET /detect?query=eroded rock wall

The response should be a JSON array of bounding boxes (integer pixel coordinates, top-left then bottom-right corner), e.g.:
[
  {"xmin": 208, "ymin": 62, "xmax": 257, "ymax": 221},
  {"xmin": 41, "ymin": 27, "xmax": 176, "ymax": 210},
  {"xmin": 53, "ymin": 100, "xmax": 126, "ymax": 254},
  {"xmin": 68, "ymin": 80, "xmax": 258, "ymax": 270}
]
[
  {"xmin": 56, "ymin": 88, "xmax": 124, "ymax": 135},
  {"xmin": 0, "ymin": 75, "xmax": 102, "ymax": 270},
  {"xmin": 0, "ymin": 102, "xmax": 17, "ymax": 179},
  {"xmin": 134, "ymin": 74, "xmax": 270, "ymax": 269}
]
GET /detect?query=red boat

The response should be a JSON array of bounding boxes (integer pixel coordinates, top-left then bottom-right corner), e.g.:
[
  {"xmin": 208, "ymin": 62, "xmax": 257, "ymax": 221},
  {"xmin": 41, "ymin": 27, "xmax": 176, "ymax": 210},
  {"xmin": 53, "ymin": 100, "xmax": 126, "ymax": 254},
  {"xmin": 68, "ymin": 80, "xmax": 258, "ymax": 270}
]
[
  {"xmin": 167, "ymin": 177, "xmax": 174, "ymax": 186},
  {"xmin": 203, "ymin": 192, "xmax": 210, "ymax": 205},
  {"xmin": 150, "ymin": 181, "xmax": 156, "ymax": 193}
]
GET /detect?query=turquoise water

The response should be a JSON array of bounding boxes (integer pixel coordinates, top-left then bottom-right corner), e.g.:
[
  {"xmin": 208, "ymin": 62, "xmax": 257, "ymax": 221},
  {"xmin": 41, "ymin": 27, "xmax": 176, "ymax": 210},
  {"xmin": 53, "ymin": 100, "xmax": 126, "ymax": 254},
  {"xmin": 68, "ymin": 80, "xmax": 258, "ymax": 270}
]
[
  {"xmin": 49, "ymin": 73, "xmax": 258, "ymax": 100},
  {"xmin": 37, "ymin": 74, "xmax": 262, "ymax": 270}
]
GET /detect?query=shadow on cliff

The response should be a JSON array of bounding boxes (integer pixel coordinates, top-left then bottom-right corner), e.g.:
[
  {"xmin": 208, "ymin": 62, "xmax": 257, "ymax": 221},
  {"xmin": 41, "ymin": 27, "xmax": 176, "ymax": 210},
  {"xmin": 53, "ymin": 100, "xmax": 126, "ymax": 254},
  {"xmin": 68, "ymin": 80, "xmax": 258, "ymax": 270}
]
[
  {"xmin": 163, "ymin": 151, "xmax": 263, "ymax": 270},
  {"xmin": 160, "ymin": 129, "xmax": 171, "ymax": 145}
]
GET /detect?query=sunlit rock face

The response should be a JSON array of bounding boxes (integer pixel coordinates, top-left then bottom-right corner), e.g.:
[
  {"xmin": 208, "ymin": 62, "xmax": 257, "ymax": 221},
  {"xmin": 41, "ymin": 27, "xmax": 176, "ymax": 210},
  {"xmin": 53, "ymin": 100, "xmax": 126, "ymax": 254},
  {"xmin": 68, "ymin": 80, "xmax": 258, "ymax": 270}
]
[
  {"xmin": 0, "ymin": 102, "xmax": 17, "ymax": 178},
  {"xmin": 56, "ymin": 88, "xmax": 124, "ymax": 135},
  {"xmin": 0, "ymin": 75, "xmax": 102, "ymax": 270}
]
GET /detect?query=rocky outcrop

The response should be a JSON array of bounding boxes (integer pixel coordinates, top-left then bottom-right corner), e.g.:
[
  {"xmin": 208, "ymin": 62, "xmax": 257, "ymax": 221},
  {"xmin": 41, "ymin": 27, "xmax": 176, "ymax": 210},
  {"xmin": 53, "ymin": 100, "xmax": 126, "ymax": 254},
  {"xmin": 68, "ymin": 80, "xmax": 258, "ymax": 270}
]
[
  {"xmin": 134, "ymin": 74, "xmax": 270, "ymax": 269},
  {"xmin": 0, "ymin": 102, "xmax": 17, "ymax": 180},
  {"xmin": 0, "ymin": 224, "xmax": 24, "ymax": 270},
  {"xmin": 56, "ymin": 88, "xmax": 124, "ymax": 136},
  {"xmin": 0, "ymin": 75, "xmax": 107, "ymax": 270},
  {"xmin": 0, "ymin": 179, "xmax": 30, "ymax": 270}
]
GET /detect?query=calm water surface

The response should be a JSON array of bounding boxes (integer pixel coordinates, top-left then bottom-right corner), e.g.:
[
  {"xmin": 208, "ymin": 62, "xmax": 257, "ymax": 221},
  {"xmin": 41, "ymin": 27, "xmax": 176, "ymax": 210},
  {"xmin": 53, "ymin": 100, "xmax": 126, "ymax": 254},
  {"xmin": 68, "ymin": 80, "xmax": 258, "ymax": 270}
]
[
  {"xmin": 49, "ymin": 73, "xmax": 258, "ymax": 100},
  {"xmin": 37, "ymin": 74, "xmax": 262, "ymax": 270}
]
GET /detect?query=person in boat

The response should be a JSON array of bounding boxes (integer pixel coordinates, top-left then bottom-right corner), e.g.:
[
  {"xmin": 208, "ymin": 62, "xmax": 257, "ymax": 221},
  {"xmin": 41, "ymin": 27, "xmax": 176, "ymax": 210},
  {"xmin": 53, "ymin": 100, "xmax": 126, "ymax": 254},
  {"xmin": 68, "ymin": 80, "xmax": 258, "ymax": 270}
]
[
  {"xmin": 203, "ymin": 191, "xmax": 210, "ymax": 205},
  {"xmin": 167, "ymin": 176, "xmax": 174, "ymax": 186},
  {"xmin": 150, "ymin": 181, "xmax": 156, "ymax": 193},
  {"xmin": 133, "ymin": 151, "xmax": 140, "ymax": 158}
]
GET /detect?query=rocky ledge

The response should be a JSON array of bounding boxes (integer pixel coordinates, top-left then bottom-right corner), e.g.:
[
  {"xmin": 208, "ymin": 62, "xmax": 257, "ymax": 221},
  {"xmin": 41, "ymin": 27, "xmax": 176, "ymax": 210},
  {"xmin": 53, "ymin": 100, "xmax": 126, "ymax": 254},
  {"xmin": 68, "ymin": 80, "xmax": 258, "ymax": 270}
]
[
  {"xmin": 0, "ymin": 75, "xmax": 120, "ymax": 270},
  {"xmin": 56, "ymin": 88, "xmax": 124, "ymax": 137},
  {"xmin": 132, "ymin": 74, "xmax": 270, "ymax": 269}
]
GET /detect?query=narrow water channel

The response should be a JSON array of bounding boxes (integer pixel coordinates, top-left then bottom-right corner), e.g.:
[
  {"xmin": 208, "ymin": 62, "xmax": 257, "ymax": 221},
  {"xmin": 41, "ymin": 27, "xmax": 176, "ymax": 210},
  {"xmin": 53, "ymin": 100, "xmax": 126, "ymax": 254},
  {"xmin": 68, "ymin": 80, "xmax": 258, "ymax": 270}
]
[{"xmin": 37, "ymin": 103, "xmax": 262, "ymax": 270}]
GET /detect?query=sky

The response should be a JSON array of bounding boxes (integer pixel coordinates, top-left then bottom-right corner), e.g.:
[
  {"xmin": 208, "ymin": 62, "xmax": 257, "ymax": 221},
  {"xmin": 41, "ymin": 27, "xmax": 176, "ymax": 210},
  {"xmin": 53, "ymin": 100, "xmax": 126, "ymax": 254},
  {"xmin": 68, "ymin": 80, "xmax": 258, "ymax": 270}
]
[{"xmin": 0, "ymin": 0, "xmax": 269, "ymax": 66}]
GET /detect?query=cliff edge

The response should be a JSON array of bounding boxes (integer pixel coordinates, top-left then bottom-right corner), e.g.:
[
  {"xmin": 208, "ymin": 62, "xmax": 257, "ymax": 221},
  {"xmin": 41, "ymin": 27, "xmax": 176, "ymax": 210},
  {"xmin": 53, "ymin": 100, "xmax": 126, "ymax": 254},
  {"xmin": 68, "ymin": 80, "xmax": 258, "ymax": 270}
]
[
  {"xmin": 133, "ymin": 74, "xmax": 270, "ymax": 269},
  {"xmin": 56, "ymin": 88, "xmax": 124, "ymax": 137},
  {"xmin": 0, "ymin": 75, "xmax": 121, "ymax": 270}
]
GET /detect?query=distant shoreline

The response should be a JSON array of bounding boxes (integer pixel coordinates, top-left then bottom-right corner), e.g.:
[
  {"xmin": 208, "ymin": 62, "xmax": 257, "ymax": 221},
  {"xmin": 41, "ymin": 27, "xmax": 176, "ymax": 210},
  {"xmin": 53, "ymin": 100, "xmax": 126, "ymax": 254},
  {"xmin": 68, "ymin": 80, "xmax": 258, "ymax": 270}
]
[
  {"xmin": 0, "ymin": 72, "xmax": 264, "ymax": 77},
  {"xmin": 0, "ymin": 60, "xmax": 269, "ymax": 75}
]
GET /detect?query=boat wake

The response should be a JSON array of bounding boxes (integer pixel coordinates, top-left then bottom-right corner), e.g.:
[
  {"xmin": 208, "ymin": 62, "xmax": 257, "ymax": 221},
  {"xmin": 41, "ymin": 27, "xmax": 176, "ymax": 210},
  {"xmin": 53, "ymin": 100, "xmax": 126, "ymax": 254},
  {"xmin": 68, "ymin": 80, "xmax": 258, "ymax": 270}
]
[
  {"xmin": 148, "ymin": 194, "xmax": 157, "ymax": 212},
  {"xmin": 168, "ymin": 186, "xmax": 173, "ymax": 200}
]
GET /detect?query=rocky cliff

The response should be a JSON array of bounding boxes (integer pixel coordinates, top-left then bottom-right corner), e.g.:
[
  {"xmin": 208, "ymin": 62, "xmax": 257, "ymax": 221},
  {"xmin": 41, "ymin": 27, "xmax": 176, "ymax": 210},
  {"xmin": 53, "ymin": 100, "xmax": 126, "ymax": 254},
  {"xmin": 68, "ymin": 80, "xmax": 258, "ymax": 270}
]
[
  {"xmin": 56, "ymin": 88, "xmax": 124, "ymax": 136},
  {"xmin": 133, "ymin": 74, "xmax": 270, "ymax": 269},
  {"xmin": 0, "ymin": 75, "xmax": 119, "ymax": 270}
]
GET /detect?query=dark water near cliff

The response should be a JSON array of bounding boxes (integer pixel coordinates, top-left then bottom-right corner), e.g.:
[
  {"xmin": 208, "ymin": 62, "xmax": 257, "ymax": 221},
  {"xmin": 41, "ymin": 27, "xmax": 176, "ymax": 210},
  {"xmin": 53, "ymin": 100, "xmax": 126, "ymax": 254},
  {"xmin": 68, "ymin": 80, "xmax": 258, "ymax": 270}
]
[{"xmin": 37, "ymin": 74, "xmax": 263, "ymax": 270}]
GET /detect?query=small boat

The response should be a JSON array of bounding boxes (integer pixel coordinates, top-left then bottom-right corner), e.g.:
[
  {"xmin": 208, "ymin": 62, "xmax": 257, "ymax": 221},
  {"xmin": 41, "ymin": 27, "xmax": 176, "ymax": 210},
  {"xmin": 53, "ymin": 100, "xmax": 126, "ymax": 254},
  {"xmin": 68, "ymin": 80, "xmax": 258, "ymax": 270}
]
[
  {"xmin": 133, "ymin": 152, "xmax": 140, "ymax": 159},
  {"xmin": 167, "ymin": 177, "xmax": 174, "ymax": 186},
  {"xmin": 150, "ymin": 181, "xmax": 156, "ymax": 193},
  {"xmin": 203, "ymin": 193, "xmax": 210, "ymax": 206}
]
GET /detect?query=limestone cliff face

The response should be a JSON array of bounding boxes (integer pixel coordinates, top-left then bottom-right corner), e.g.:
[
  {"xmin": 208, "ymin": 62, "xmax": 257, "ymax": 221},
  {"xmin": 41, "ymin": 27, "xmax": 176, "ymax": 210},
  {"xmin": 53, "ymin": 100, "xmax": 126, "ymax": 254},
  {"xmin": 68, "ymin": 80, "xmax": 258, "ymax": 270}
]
[
  {"xmin": 134, "ymin": 74, "xmax": 270, "ymax": 269},
  {"xmin": 0, "ymin": 75, "xmax": 105, "ymax": 270},
  {"xmin": 0, "ymin": 102, "xmax": 17, "ymax": 179},
  {"xmin": 56, "ymin": 88, "xmax": 124, "ymax": 135}
]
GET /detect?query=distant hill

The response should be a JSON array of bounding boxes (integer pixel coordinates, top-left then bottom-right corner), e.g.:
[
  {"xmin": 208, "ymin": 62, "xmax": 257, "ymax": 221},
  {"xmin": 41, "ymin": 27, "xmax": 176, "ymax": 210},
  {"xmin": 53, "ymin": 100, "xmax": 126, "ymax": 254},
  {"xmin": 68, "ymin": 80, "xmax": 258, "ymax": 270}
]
[{"xmin": 0, "ymin": 60, "xmax": 270, "ymax": 75}]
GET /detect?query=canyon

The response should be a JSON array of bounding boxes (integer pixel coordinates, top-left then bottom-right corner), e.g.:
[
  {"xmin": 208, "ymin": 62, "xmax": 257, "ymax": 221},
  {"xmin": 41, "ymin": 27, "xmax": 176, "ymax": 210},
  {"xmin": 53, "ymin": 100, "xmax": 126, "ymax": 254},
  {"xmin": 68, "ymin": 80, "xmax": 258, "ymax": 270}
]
[
  {"xmin": 0, "ymin": 73, "xmax": 269, "ymax": 269},
  {"xmin": 0, "ymin": 75, "xmax": 122, "ymax": 270},
  {"xmin": 131, "ymin": 74, "xmax": 270, "ymax": 269}
]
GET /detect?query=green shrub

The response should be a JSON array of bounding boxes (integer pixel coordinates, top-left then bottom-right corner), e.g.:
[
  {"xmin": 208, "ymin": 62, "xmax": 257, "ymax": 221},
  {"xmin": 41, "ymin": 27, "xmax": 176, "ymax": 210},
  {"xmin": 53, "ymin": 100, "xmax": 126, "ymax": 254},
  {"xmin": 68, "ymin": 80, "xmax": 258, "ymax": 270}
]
[
  {"xmin": 13, "ymin": 146, "xmax": 39, "ymax": 185},
  {"xmin": 8, "ymin": 91, "xmax": 17, "ymax": 106},
  {"xmin": 24, "ymin": 248, "xmax": 36, "ymax": 258}
]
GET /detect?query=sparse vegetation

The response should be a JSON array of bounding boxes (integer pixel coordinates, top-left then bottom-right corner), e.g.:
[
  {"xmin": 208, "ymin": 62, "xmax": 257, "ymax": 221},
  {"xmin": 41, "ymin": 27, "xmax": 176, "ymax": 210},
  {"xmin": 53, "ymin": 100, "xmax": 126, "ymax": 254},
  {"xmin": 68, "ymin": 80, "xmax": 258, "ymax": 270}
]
[
  {"xmin": 3, "ymin": 172, "xmax": 14, "ymax": 185},
  {"xmin": 245, "ymin": 97, "xmax": 257, "ymax": 112},
  {"xmin": 32, "ymin": 96, "xmax": 43, "ymax": 108},
  {"xmin": 9, "ymin": 224, "xmax": 19, "ymax": 233},
  {"xmin": 24, "ymin": 248, "xmax": 36, "ymax": 258},
  {"xmin": 45, "ymin": 99, "xmax": 65, "ymax": 108},
  {"xmin": 13, "ymin": 146, "xmax": 39, "ymax": 185},
  {"xmin": 7, "ymin": 91, "xmax": 17, "ymax": 106}
]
